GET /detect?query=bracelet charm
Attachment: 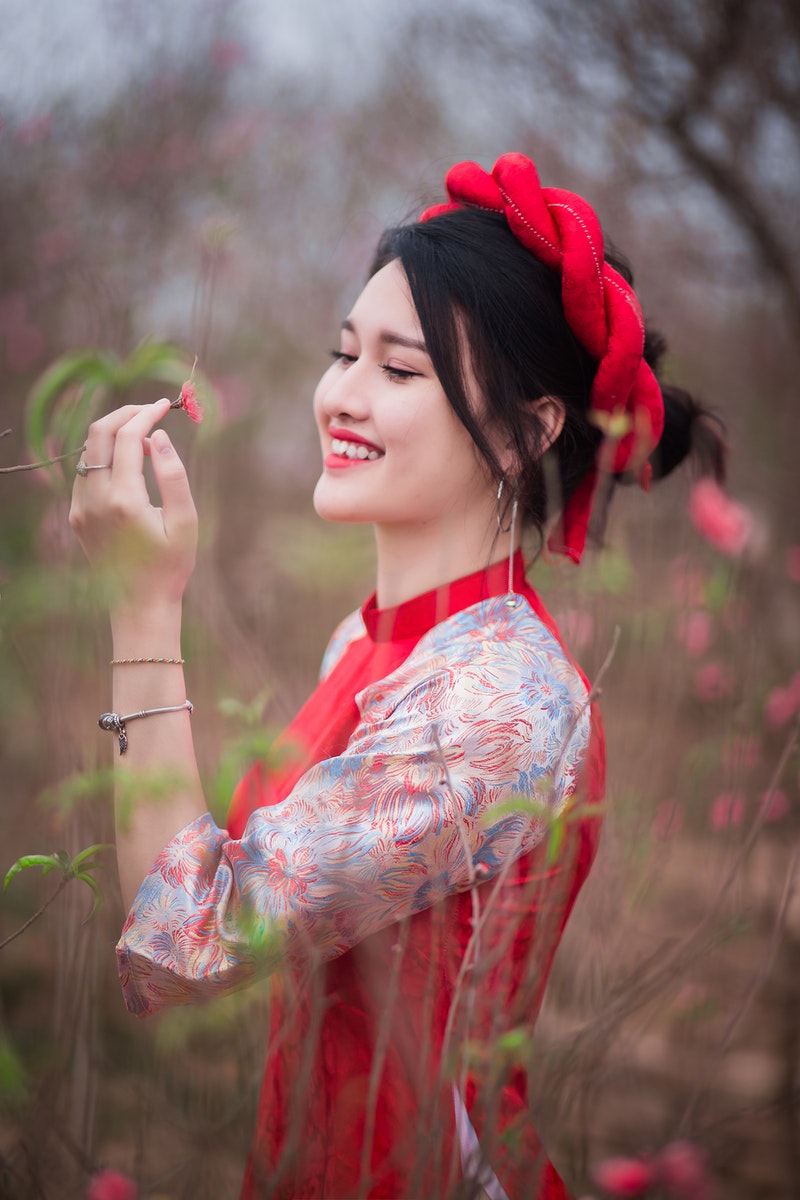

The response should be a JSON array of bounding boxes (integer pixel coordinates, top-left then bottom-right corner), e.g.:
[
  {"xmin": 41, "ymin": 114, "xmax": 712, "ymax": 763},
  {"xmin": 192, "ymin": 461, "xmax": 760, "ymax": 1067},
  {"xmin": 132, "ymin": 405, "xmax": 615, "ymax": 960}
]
[{"xmin": 98, "ymin": 700, "xmax": 194, "ymax": 755}]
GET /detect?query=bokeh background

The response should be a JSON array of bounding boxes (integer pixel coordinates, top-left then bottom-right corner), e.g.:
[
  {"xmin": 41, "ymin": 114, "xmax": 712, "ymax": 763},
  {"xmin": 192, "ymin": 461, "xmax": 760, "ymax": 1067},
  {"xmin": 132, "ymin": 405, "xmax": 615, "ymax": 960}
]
[{"xmin": 1, "ymin": 1, "xmax": 799, "ymax": 1196}]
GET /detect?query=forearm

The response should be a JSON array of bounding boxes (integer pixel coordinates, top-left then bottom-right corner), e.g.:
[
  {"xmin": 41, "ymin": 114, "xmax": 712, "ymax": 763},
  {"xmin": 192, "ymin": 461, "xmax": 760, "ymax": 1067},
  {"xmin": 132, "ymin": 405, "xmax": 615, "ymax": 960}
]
[{"xmin": 111, "ymin": 601, "xmax": 205, "ymax": 909}]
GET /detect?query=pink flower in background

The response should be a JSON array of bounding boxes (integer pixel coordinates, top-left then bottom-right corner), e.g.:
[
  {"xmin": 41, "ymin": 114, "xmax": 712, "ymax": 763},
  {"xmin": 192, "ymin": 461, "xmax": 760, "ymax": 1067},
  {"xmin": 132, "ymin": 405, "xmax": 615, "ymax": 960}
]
[
  {"xmin": 758, "ymin": 789, "xmax": 789, "ymax": 823},
  {"xmin": 710, "ymin": 792, "xmax": 745, "ymax": 830},
  {"xmin": 86, "ymin": 1169, "xmax": 137, "ymax": 1200},
  {"xmin": 693, "ymin": 661, "xmax": 733, "ymax": 702},
  {"xmin": 786, "ymin": 546, "xmax": 800, "ymax": 583},
  {"xmin": 35, "ymin": 226, "xmax": 76, "ymax": 267},
  {"xmin": 764, "ymin": 673, "xmax": 800, "ymax": 729},
  {"xmin": 689, "ymin": 478, "xmax": 752, "ymax": 556},
  {"xmin": 211, "ymin": 38, "xmax": 248, "ymax": 70},
  {"xmin": 675, "ymin": 610, "xmax": 712, "ymax": 657},
  {"xmin": 655, "ymin": 1140, "xmax": 711, "ymax": 1199},
  {"xmin": 593, "ymin": 1156, "xmax": 656, "ymax": 1196},
  {"xmin": 15, "ymin": 114, "xmax": 52, "ymax": 146}
]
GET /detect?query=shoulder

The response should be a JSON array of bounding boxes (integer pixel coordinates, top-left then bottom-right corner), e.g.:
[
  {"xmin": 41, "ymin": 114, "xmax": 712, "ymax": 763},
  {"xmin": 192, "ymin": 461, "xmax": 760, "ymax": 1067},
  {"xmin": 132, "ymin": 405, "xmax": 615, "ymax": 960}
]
[
  {"xmin": 319, "ymin": 608, "xmax": 365, "ymax": 680},
  {"xmin": 358, "ymin": 595, "xmax": 589, "ymax": 726}
]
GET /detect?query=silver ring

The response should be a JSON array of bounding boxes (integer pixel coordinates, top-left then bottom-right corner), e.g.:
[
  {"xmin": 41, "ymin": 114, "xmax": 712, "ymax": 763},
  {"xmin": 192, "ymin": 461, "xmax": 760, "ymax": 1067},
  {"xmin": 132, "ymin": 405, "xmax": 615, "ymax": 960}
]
[{"xmin": 76, "ymin": 460, "xmax": 112, "ymax": 477}]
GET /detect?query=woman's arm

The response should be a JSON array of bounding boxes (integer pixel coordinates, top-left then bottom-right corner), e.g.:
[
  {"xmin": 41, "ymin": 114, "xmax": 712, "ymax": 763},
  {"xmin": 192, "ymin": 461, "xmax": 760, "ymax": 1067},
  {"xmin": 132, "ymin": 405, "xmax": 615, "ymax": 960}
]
[{"xmin": 70, "ymin": 399, "xmax": 205, "ymax": 908}]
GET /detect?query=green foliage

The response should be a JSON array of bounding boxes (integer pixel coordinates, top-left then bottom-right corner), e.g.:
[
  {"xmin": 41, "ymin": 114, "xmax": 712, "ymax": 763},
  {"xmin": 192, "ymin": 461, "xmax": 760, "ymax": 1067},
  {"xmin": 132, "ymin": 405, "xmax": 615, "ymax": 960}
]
[{"xmin": 3, "ymin": 843, "xmax": 111, "ymax": 924}]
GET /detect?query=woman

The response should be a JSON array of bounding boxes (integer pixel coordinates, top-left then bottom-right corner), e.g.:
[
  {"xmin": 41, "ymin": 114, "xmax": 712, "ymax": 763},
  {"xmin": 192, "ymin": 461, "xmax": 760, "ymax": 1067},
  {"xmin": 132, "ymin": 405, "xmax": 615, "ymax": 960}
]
[{"xmin": 70, "ymin": 154, "xmax": 724, "ymax": 1199}]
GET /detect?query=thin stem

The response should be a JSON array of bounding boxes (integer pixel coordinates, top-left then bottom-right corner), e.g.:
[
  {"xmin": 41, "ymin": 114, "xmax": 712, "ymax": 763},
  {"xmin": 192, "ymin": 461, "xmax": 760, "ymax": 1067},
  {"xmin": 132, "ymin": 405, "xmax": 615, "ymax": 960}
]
[
  {"xmin": 0, "ymin": 444, "xmax": 84, "ymax": 474},
  {"xmin": 0, "ymin": 873, "xmax": 71, "ymax": 951}
]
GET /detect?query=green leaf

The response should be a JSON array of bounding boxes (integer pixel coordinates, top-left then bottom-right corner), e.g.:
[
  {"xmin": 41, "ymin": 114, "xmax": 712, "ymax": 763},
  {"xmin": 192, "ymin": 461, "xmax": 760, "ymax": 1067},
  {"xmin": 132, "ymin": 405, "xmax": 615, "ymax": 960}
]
[
  {"xmin": 73, "ymin": 873, "xmax": 104, "ymax": 923},
  {"xmin": 69, "ymin": 843, "xmax": 112, "ymax": 871},
  {"xmin": 24, "ymin": 350, "xmax": 118, "ymax": 461},
  {"xmin": 4, "ymin": 854, "xmax": 67, "ymax": 891},
  {"xmin": 546, "ymin": 818, "xmax": 565, "ymax": 865}
]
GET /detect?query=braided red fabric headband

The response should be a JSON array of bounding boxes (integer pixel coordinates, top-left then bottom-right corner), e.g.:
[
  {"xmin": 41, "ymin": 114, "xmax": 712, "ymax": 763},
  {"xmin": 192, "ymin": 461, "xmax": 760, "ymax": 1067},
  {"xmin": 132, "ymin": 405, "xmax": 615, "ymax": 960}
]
[{"xmin": 420, "ymin": 152, "xmax": 665, "ymax": 563}]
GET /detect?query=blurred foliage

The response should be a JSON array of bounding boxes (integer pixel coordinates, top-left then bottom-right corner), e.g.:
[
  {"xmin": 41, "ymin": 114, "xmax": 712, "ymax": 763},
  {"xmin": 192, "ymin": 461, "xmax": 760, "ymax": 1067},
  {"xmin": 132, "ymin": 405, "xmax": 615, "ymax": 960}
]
[{"xmin": 0, "ymin": 0, "xmax": 798, "ymax": 1197}]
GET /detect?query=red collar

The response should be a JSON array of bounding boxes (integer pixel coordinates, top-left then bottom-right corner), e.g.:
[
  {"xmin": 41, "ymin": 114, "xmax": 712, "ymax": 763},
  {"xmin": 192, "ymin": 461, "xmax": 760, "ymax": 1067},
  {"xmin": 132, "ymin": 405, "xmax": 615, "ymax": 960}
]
[{"xmin": 361, "ymin": 552, "xmax": 528, "ymax": 644}]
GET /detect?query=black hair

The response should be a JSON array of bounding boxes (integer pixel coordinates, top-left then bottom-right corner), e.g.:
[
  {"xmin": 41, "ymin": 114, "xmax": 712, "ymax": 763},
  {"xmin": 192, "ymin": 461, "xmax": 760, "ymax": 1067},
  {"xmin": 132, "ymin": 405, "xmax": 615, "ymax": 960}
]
[{"xmin": 371, "ymin": 207, "xmax": 726, "ymax": 542}]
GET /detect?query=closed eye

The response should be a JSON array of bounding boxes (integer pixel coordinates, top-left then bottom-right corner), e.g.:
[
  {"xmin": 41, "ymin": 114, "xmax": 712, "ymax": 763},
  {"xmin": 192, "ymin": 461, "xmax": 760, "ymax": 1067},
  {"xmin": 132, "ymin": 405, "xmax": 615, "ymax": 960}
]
[
  {"xmin": 329, "ymin": 349, "xmax": 357, "ymax": 366},
  {"xmin": 380, "ymin": 364, "xmax": 421, "ymax": 383}
]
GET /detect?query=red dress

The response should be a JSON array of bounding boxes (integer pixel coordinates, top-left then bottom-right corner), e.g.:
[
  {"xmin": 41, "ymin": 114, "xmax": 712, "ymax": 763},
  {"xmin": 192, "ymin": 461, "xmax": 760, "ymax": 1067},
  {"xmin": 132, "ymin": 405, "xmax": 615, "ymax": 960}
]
[{"xmin": 118, "ymin": 554, "xmax": 605, "ymax": 1199}]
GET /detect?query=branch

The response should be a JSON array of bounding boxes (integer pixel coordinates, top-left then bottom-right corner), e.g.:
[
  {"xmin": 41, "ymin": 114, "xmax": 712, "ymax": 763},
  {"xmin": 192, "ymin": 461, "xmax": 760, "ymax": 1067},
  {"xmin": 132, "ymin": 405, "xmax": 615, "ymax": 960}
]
[{"xmin": 0, "ymin": 443, "xmax": 84, "ymax": 474}]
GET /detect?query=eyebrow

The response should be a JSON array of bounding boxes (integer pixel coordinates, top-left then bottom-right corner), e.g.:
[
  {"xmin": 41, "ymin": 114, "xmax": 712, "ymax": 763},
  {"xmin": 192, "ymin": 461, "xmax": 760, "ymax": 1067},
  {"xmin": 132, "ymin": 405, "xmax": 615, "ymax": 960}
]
[{"xmin": 341, "ymin": 318, "xmax": 428, "ymax": 355}]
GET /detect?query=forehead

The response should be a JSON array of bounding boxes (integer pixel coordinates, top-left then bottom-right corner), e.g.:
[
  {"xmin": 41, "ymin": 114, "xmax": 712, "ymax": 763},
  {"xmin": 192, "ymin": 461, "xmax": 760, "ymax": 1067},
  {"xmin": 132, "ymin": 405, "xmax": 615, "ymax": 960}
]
[{"xmin": 348, "ymin": 260, "xmax": 421, "ymax": 333}]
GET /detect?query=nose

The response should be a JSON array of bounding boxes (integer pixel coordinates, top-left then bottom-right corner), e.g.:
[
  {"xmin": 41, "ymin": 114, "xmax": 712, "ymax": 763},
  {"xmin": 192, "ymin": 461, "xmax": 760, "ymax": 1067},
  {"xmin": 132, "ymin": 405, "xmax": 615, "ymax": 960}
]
[{"xmin": 315, "ymin": 358, "xmax": 370, "ymax": 424}]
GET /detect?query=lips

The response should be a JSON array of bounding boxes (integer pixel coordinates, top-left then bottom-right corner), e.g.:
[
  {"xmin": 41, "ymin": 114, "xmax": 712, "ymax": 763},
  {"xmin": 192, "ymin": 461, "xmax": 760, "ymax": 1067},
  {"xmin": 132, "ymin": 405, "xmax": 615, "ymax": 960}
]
[{"xmin": 325, "ymin": 427, "xmax": 384, "ymax": 466}]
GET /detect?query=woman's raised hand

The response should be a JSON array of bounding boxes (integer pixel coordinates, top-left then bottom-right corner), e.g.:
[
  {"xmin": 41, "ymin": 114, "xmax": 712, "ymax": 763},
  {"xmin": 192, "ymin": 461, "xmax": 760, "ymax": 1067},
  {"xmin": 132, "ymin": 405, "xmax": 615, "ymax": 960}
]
[{"xmin": 69, "ymin": 399, "xmax": 198, "ymax": 612}]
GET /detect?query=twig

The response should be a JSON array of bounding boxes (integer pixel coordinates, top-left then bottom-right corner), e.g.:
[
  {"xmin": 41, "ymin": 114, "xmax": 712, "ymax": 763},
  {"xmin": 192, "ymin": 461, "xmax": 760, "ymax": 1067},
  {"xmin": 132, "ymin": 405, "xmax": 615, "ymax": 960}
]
[
  {"xmin": 0, "ymin": 874, "xmax": 71, "ymax": 951},
  {"xmin": 0, "ymin": 444, "xmax": 84, "ymax": 474}
]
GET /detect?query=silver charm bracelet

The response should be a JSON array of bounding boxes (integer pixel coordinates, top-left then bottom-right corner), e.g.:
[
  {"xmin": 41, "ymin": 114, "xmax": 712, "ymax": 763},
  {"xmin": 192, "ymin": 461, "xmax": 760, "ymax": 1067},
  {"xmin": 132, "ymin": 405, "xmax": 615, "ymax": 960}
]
[{"xmin": 98, "ymin": 700, "xmax": 194, "ymax": 755}]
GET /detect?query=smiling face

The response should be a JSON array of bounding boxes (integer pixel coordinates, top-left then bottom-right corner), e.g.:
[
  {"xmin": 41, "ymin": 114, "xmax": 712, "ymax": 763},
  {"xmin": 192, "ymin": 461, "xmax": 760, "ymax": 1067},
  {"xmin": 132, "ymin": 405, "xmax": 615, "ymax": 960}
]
[{"xmin": 313, "ymin": 260, "xmax": 498, "ymax": 550}]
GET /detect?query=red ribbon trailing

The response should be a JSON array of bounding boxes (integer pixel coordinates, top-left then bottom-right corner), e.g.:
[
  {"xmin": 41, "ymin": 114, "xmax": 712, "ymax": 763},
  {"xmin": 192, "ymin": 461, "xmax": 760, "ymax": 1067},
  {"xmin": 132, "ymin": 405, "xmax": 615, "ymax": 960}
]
[{"xmin": 421, "ymin": 153, "xmax": 664, "ymax": 563}]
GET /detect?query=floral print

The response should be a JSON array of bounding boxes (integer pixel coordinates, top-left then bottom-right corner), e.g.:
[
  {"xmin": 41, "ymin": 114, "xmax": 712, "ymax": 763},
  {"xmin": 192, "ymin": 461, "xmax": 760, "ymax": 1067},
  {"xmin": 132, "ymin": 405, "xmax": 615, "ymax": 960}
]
[{"xmin": 117, "ymin": 595, "xmax": 591, "ymax": 1015}]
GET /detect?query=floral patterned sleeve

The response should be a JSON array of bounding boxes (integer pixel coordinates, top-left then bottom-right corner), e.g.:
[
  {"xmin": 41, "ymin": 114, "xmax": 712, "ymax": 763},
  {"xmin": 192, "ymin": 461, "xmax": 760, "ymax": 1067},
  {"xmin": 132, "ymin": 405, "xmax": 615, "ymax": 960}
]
[{"xmin": 117, "ymin": 598, "xmax": 591, "ymax": 1015}]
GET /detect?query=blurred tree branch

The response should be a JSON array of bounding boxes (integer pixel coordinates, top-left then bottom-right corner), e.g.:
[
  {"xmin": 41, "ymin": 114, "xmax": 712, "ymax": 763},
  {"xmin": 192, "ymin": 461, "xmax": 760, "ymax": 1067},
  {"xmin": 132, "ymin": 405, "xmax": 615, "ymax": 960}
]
[{"xmin": 424, "ymin": 0, "xmax": 800, "ymax": 337}]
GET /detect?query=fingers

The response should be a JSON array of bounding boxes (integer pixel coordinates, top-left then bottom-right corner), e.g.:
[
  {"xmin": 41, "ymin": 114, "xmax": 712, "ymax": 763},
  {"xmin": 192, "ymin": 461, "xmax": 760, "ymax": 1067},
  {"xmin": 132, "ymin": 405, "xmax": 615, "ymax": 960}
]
[
  {"xmin": 108, "ymin": 398, "xmax": 173, "ymax": 490},
  {"xmin": 149, "ymin": 429, "xmax": 198, "ymax": 545}
]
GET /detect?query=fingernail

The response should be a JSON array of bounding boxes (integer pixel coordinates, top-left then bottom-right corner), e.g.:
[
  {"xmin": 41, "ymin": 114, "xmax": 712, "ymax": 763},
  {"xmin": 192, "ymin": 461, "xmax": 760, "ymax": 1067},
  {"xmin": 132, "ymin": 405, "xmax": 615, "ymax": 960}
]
[{"xmin": 152, "ymin": 429, "xmax": 173, "ymax": 454}]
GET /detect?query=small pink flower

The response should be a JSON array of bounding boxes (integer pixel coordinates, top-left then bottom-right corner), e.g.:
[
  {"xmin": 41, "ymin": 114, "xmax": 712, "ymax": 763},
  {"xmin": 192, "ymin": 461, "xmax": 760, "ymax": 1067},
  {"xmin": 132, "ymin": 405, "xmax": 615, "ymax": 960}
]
[
  {"xmin": 693, "ymin": 661, "xmax": 733, "ymax": 702},
  {"xmin": 86, "ymin": 1169, "xmax": 137, "ymax": 1200},
  {"xmin": 170, "ymin": 379, "xmax": 203, "ymax": 423},
  {"xmin": 593, "ymin": 1156, "xmax": 656, "ymax": 1197},
  {"xmin": 675, "ymin": 610, "xmax": 712, "ymax": 657},
  {"xmin": 689, "ymin": 478, "xmax": 752, "ymax": 557},
  {"xmin": 655, "ymin": 1140, "xmax": 711, "ymax": 1199},
  {"xmin": 710, "ymin": 792, "xmax": 745, "ymax": 830},
  {"xmin": 764, "ymin": 673, "xmax": 800, "ymax": 729},
  {"xmin": 758, "ymin": 789, "xmax": 789, "ymax": 823}
]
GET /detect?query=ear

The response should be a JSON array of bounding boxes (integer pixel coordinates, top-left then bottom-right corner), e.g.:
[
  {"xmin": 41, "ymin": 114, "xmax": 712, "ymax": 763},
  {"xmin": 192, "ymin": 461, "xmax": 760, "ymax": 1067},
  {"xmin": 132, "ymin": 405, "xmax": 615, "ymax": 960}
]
[
  {"xmin": 495, "ymin": 395, "xmax": 566, "ymax": 477},
  {"xmin": 532, "ymin": 395, "xmax": 566, "ymax": 455}
]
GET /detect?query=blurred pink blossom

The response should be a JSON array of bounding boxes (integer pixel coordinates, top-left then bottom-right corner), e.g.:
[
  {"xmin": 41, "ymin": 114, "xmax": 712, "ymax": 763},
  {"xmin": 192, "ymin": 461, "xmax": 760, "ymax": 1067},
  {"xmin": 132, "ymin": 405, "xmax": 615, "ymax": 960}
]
[
  {"xmin": 764, "ymin": 673, "xmax": 800, "ymax": 728},
  {"xmin": 675, "ymin": 610, "xmax": 712, "ymax": 657},
  {"xmin": 86, "ymin": 1170, "xmax": 137, "ymax": 1200},
  {"xmin": 211, "ymin": 38, "xmax": 248, "ymax": 70},
  {"xmin": 593, "ymin": 1156, "xmax": 656, "ymax": 1196},
  {"xmin": 655, "ymin": 1140, "xmax": 711, "ymax": 1199},
  {"xmin": 689, "ymin": 478, "xmax": 752, "ymax": 556},
  {"xmin": 710, "ymin": 792, "xmax": 745, "ymax": 830},
  {"xmin": 758, "ymin": 789, "xmax": 789, "ymax": 823},
  {"xmin": 786, "ymin": 546, "xmax": 800, "ymax": 583},
  {"xmin": 693, "ymin": 661, "xmax": 734, "ymax": 702},
  {"xmin": 36, "ymin": 226, "xmax": 76, "ymax": 267},
  {"xmin": 15, "ymin": 114, "xmax": 52, "ymax": 146}
]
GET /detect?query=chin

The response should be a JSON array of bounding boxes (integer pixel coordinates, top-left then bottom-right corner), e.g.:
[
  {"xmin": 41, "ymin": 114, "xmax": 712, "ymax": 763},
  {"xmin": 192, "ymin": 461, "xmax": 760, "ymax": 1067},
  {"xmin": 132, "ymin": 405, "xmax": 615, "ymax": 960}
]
[{"xmin": 312, "ymin": 480, "xmax": 367, "ymax": 524}]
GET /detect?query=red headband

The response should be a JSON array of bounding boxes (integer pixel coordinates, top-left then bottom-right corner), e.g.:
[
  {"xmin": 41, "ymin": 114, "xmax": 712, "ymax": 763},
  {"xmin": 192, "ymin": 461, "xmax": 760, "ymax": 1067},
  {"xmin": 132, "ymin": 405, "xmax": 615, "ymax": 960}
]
[{"xmin": 420, "ymin": 152, "xmax": 664, "ymax": 563}]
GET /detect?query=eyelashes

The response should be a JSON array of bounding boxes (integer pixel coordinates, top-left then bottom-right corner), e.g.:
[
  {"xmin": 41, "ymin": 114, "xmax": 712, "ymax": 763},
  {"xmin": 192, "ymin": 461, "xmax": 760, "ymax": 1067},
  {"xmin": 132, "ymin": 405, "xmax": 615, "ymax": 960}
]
[{"xmin": 328, "ymin": 349, "xmax": 421, "ymax": 383}]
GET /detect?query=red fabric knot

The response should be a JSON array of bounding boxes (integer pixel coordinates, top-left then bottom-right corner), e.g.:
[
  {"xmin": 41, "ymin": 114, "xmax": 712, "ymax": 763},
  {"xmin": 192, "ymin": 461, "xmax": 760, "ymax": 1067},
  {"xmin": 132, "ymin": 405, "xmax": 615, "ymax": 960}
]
[{"xmin": 420, "ymin": 152, "xmax": 665, "ymax": 563}]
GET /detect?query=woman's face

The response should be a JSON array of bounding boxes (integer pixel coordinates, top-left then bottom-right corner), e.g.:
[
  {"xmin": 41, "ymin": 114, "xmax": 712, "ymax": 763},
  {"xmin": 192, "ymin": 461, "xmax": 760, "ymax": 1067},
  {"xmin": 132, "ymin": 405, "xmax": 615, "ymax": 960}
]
[{"xmin": 313, "ymin": 260, "xmax": 496, "ymax": 539}]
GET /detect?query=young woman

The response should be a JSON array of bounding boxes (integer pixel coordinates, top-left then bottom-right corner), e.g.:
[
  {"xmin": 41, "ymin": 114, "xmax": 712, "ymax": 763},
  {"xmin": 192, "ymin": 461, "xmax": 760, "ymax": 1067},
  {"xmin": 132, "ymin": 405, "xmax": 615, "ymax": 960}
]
[{"xmin": 70, "ymin": 153, "xmax": 724, "ymax": 1199}]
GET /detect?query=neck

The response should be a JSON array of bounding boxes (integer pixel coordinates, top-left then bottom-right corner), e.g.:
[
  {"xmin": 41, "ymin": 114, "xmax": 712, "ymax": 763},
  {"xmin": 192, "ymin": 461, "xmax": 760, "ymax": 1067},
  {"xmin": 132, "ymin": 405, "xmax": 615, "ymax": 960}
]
[{"xmin": 373, "ymin": 514, "xmax": 518, "ymax": 608}]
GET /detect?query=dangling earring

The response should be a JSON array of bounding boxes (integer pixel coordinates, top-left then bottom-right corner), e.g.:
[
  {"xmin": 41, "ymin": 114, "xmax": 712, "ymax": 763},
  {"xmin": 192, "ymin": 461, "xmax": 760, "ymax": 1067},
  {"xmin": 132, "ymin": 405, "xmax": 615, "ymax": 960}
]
[{"xmin": 496, "ymin": 479, "xmax": 519, "ymax": 608}]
